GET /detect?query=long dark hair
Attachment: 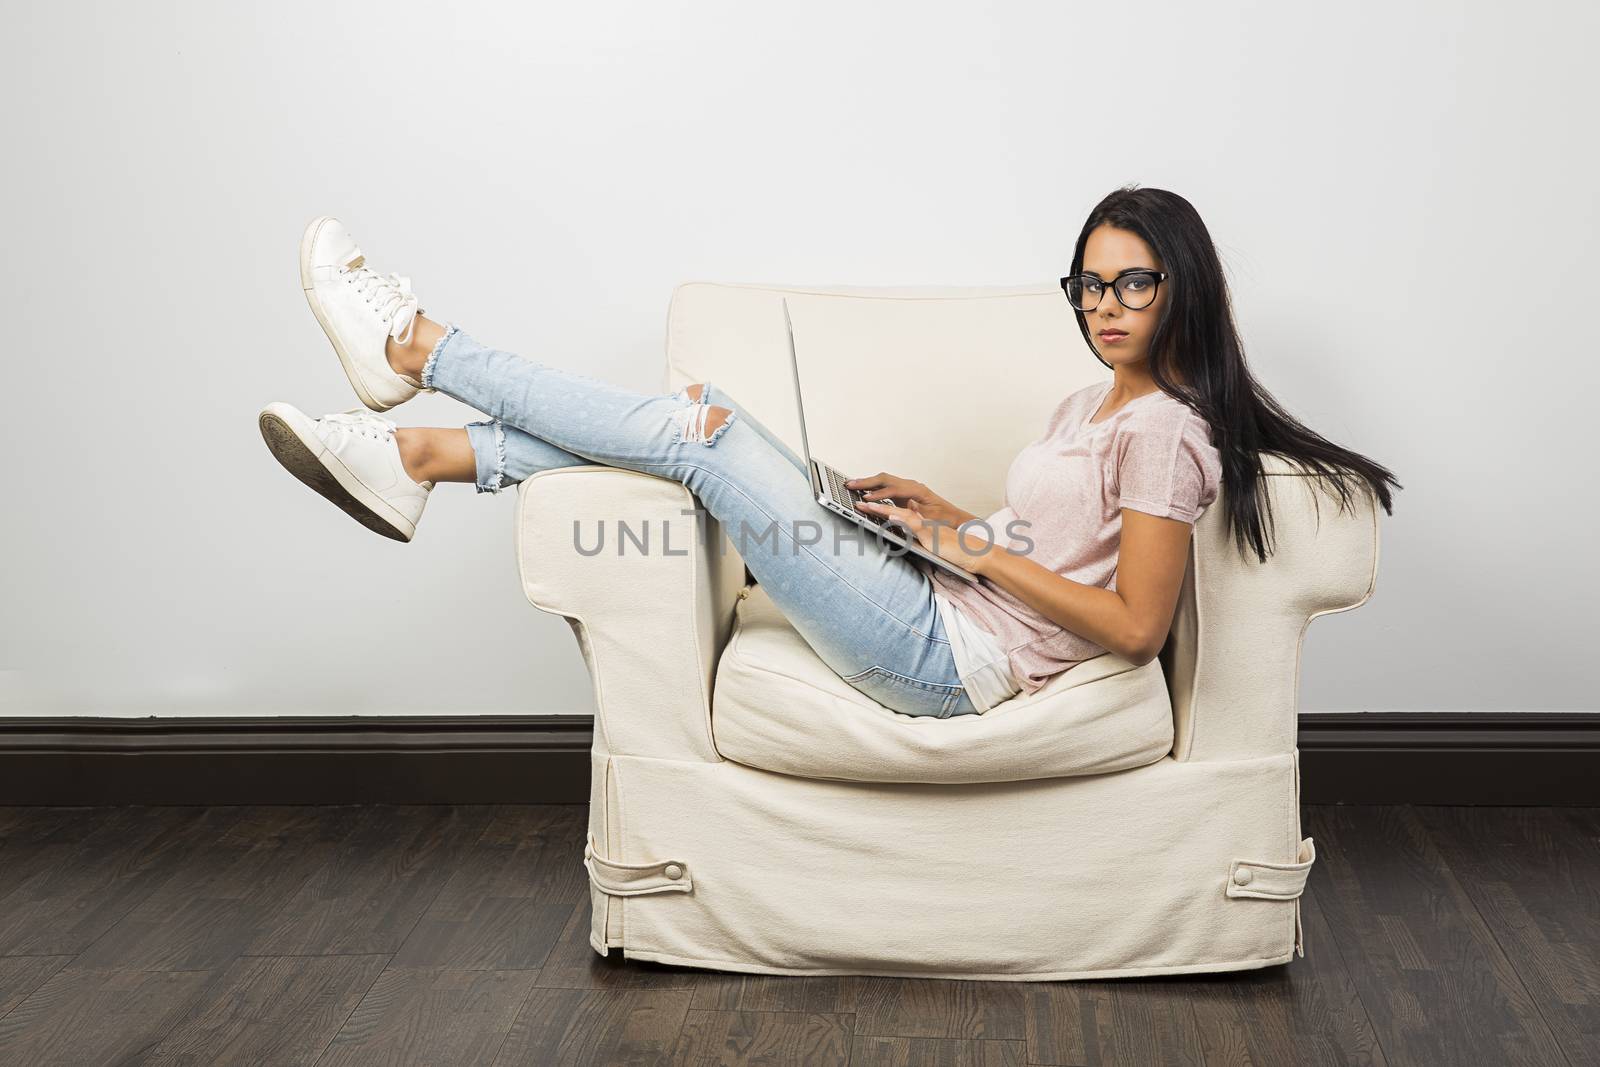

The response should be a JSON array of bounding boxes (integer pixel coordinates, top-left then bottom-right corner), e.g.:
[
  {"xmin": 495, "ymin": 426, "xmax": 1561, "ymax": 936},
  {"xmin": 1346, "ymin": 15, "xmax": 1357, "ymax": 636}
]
[{"xmin": 1070, "ymin": 185, "xmax": 1401, "ymax": 563}]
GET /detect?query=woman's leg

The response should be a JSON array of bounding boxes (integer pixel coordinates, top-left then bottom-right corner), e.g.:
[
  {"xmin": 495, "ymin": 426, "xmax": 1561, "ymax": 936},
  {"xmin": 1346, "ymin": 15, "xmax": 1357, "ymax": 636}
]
[
  {"xmin": 396, "ymin": 383, "xmax": 804, "ymax": 492},
  {"xmin": 396, "ymin": 384, "xmax": 806, "ymax": 496},
  {"xmin": 396, "ymin": 317, "xmax": 976, "ymax": 718}
]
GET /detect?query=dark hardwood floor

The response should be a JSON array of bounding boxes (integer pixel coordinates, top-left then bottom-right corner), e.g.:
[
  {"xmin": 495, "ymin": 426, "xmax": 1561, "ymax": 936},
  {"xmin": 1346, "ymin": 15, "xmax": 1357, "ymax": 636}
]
[{"xmin": 0, "ymin": 803, "xmax": 1594, "ymax": 1065}]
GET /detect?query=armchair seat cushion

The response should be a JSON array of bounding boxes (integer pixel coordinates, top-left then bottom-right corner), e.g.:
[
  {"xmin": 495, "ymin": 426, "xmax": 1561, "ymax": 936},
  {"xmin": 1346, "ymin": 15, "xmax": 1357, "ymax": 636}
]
[{"xmin": 710, "ymin": 585, "xmax": 1175, "ymax": 784}]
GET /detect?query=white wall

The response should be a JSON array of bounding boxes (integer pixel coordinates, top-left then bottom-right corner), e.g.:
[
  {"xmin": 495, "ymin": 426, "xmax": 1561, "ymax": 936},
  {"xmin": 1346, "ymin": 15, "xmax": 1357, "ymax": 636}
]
[{"xmin": 3, "ymin": 0, "xmax": 1595, "ymax": 717}]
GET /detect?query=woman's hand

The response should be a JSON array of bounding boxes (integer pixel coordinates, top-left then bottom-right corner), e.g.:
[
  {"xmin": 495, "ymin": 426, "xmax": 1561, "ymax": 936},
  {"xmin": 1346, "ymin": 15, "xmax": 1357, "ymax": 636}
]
[
  {"xmin": 844, "ymin": 472, "xmax": 978, "ymax": 527},
  {"xmin": 852, "ymin": 496, "xmax": 996, "ymax": 575}
]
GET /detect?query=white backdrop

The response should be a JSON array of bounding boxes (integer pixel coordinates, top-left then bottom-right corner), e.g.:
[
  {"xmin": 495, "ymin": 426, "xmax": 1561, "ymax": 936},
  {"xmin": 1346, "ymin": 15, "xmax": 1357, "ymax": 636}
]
[{"xmin": 3, "ymin": 1, "xmax": 1595, "ymax": 716}]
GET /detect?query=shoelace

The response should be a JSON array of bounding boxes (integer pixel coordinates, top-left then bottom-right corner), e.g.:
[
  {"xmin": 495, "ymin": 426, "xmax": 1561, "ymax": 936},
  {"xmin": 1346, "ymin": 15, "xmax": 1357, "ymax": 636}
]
[
  {"xmin": 320, "ymin": 408, "xmax": 397, "ymax": 442},
  {"xmin": 339, "ymin": 251, "xmax": 421, "ymax": 345}
]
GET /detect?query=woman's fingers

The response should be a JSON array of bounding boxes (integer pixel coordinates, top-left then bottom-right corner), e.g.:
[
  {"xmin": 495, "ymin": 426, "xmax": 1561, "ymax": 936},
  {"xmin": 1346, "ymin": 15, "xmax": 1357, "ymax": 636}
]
[
  {"xmin": 851, "ymin": 477, "xmax": 916, "ymax": 503},
  {"xmin": 846, "ymin": 472, "xmax": 914, "ymax": 495},
  {"xmin": 857, "ymin": 499, "xmax": 917, "ymax": 531},
  {"xmin": 846, "ymin": 473, "xmax": 941, "ymax": 513}
]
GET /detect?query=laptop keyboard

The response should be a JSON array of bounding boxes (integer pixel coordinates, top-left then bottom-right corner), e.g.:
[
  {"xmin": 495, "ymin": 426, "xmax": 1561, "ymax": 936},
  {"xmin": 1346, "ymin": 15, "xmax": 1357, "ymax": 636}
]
[{"xmin": 825, "ymin": 465, "xmax": 888, "ymax": 525}]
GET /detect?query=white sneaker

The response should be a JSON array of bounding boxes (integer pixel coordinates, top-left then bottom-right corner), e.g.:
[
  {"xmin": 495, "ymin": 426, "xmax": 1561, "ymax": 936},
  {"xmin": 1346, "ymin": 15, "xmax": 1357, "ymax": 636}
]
[
  {"xmin": 300, "ymin": 216, "xmax": 432, "ymax": 412},
  {"xmin": 258, "ymin": 402, "xmax": 434, "ymax": 542}
]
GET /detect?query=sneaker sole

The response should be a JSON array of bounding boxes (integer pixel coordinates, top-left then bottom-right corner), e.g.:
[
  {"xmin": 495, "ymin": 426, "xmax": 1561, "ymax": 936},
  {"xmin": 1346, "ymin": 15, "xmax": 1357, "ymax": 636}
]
[
  {"xmin": 299, "ymin": 216, "xmax": 400, "ymax": 414},
  {"xmin": 258, "ymin": 403, "xmax": 416, "ymax": 542}
]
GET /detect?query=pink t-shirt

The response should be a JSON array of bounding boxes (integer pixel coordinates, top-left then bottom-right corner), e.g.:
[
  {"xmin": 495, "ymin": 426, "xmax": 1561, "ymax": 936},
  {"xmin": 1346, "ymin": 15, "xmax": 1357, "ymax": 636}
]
[{"xmin": 918, "ymin": 379, "xmax": 1223, "ymax": 695}]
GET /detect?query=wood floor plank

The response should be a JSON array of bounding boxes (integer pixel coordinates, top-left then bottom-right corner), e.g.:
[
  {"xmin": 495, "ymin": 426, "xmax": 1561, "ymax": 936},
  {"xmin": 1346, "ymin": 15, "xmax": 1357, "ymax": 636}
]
[
  {"xmin": 317, "ymin": 965, "xmax": 542, "ymax": 1066},
  {"xmin": 1414, "ymin": 805, "xmax": 1600, "ymax": 1066},
  {"xmin": 0, "ymin": 806, "xmax": 67, "ymax": 840},
  {"xmin": 1111, "ymin": 978, "xmax": 1214, "ymax": 1065},
  {"xmin": 244, "ymin": 804, "xmax": 499, "ymax": 956},
  {"xmin": 1306, "ymin": 805, "xmax": 1570, "ymax": 1066},
  {"xmin": 72, "ymin": 806, "xmax": 367, "ymax": 971},
  {"xmin": 850, "ymin": 1034, "xmax": 1026, "ymax": 1066},
  {"xmin": 0, "ymin": 805, "xmax": 216, "ymax": 957},
  {"xmin": 670, "ymin": 1006, "xmax": 851, "ymax": 1065},
  {"xmin": 389, "ymin": 805, "xmax": 589, "ymax": 971},
  {"xmin": 852, "ymin": 974, "xmax": 1026, "ymax": 1040},
  {"xmin": 0, "ymin": 967, "xmax": 219, "ymax": 1063},
  {"xmin": 491, "ymin": 986, "xmax": 693, "ymax": 1066},
  {"xmin": 0, "ymin": 805, "xmax": 82, "ymax": 837},
  {"xmin": 142, "ymin": 953, "xmax": 390, "ymax": 1065},
  {"xmin": 0, "ymin": 805, "xmax": 130, "ymax": 902},
  {"xmin": 687, "ymin": 970, "xmax": 863, "ymax": 1014},
  {"xmin": 0, "ymin": 956, "xmax": 73, "ymax": 1022},
  {"xmin": 1022, "ymin": 981, "xmax": 1108, "ymax": 1065}
]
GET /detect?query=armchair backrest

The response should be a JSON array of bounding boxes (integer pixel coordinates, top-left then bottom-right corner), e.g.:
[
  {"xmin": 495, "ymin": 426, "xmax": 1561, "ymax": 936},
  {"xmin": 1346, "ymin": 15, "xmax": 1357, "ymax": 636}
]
[
  {"xmin": 662, "ymin": 282, "xmax": 1099, "ymax": 519},
  {"xmin": 663, "ymin": 282, "xmax": 1380, "ymax": 762}
]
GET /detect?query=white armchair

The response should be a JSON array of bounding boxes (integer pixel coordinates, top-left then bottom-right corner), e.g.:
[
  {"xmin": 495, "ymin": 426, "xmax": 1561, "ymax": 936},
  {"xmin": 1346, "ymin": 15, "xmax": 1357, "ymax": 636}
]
[{"xmin": 516, "ymin": 282, "xmax": 1379, "ymax": 981}]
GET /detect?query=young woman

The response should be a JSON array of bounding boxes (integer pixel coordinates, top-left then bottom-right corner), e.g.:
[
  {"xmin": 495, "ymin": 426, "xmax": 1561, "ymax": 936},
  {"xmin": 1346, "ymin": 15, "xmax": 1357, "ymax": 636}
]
[{"xmin": 260, "ymin": 186, "xmax": 1400, "ymax": 720}]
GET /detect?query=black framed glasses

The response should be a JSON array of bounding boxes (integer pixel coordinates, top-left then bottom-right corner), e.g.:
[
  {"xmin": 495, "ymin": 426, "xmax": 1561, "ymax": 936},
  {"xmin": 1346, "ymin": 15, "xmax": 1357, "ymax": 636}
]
[{"xmin": 1059, "ymin": 269, "xmax": 1168, "ymax": 312}]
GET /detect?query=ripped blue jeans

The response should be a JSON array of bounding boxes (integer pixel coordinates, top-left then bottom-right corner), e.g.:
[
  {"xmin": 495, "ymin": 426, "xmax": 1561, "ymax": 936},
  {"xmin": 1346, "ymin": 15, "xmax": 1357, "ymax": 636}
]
[{"xmin": 422, "ymin": 324, "xmax": 979, "ymax": 718}]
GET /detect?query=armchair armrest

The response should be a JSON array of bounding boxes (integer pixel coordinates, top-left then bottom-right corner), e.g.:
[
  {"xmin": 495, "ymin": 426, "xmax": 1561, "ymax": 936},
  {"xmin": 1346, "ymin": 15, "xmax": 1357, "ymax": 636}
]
[
  {"xmin": 1165, "ymin": 456, "xmax": 1381, "ymax": 763},
  {"xmin": 515, "ymin": 466, "xmax": 747, "ymax": 762}
]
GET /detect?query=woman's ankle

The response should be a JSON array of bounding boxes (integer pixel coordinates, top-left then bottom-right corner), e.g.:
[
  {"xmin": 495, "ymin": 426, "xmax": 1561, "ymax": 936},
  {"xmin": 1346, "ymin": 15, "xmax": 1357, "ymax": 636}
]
[
  {"xmin": 394, "ymin": 428, "xmax": 435, "ymax": 483},
  {"xmin": 396, "ymin": 426, "xmax": 477, "ymax": 484},
  {"xmin": 387, "ymin": 315, "xmax": 448, "ymax": 380}
]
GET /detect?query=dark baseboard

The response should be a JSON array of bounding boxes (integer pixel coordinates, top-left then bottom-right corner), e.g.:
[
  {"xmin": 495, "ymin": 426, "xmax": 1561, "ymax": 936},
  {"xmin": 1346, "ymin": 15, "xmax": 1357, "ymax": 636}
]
[
  {"xmin": 1, "ymin": 711, "xmax": 1596, "ymax": 805},
  {"xmin": 0, "ymin": 715, "xmax": 594, "ymax": 806},
  {"xmin": 1296, "ymin": 711, "xmax": 1600, "ymax": 805}
]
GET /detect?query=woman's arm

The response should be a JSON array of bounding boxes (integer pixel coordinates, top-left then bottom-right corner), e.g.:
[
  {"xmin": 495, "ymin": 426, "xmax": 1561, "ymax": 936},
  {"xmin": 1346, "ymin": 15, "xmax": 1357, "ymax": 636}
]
[
  {"xmin": 856, "ymin": 498, "xmax": 1194, "ymax": 666},
  {"xmin": 972, "ymin": 509, "xmax": 1193, "ymax": 665},
  {"xmin": 857, "ymin": 483, "xmax": 1196, "ymax": 668}
]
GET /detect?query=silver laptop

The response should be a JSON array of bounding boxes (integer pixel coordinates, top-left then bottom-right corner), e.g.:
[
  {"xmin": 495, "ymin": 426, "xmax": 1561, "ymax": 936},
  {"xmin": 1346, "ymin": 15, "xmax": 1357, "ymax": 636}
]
[{"xmin": 781, "ymin": 297, "xmax": 982, "ymax": 584}]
